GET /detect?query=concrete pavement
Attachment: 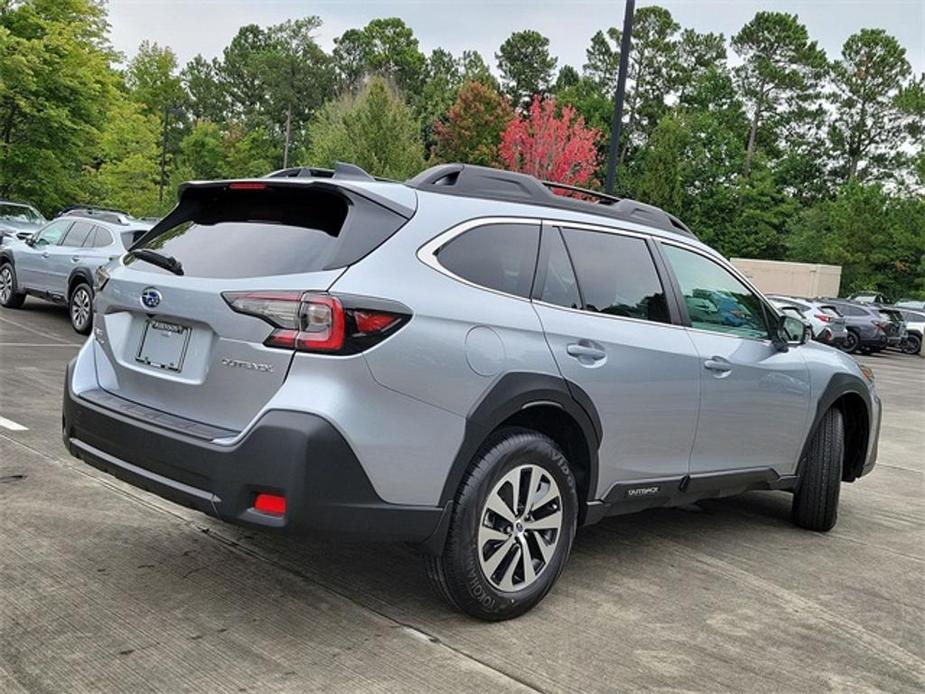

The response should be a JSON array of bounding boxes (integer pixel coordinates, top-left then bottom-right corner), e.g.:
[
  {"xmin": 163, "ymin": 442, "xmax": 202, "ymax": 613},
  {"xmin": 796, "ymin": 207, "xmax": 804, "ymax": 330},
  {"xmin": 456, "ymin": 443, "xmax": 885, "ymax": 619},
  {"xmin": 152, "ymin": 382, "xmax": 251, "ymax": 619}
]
[{"xmin": 1, "ymin": 299, "xmax": 923, "ymax": 693}]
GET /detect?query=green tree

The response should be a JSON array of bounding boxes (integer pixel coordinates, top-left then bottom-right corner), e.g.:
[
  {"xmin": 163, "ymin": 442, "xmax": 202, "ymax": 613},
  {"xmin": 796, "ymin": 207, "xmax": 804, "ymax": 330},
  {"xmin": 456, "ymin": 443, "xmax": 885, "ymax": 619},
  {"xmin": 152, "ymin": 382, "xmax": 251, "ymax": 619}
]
[
  {"xmin": 460, "ymin": 50, "xmax": 499, "ymax": 90},
  {"xmin": 304, "ymin": 77, "xmax": 425, "ymax": 179},
  {"xmin": 496, "ymin": 30, "xmax": 557, "ymax": 107},
  {"xmin": 828, "ymin": 29, "xmax": 913, "ymax": 183},
  {"xmin": 332, "ymin": 18, "xmax": 426, "ymax": 96},
  {"xmin": 634, "ymin": 113, "xmax": 685, "ymax": 212},
  {"xmin": 676, "ymin": 29, "xmax": 727, "ymax": 104},
  {"xmin": 172, "ymin": 119, "xmax": 224, "ymax": 184},
  {"xmin": 732, "ymin": 11, "xmax": 828, "ymax": 176},
  {"xmin": 788, "ymin": 182, "xmax": 925, "ymax": 298},
  {"xmin": 0, "ymin": 0, "xmax": 117, "ymax": 212},
  {"xmin": 619, "ymin": 6, "xmax": 681, "ymax": 163},
  {"xmin": 554, "ymin": 65, "xmax": 580, "ymax": 92},
  {"xmin": 86, "ymin": 95, "xmax": 162, "ymax": 217},
  {"xmin": 222, "ymin": 122, "xmax": 278, "ymax": 178},
  {"xmin": 181, "ymin": 55, "xmax": 227, "ymax": 123},
  {"xmin": 125, "ymin": 40, "xmax": 185, "ymax": 117},
  {"xmin": 582, "ymin": 27, "xmax": 620, "ymax": 95},
  {"xmin": 415, "ymin": 48, "xmax": 462, "ymax": 144},
  {"xmin": 431, "ymin": 81, "xmax": 513, "ymax": 166}
]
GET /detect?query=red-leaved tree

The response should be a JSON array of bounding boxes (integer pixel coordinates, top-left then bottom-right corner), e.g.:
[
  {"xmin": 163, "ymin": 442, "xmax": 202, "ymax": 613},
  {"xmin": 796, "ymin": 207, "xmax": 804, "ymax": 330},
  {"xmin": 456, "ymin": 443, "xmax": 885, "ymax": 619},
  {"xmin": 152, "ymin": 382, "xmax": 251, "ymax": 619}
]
[{"xmin": 499, "ymin": 96, "xmax": 600, "ymax": 187}]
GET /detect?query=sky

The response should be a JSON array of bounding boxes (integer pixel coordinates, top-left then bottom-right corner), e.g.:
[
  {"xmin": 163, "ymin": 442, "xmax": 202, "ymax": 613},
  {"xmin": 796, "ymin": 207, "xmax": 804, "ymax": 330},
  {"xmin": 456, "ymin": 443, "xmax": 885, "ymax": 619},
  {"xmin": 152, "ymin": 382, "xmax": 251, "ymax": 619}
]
[{"xmin": 107, "ymin": 0, "xmax": 924, "ymax": 74}]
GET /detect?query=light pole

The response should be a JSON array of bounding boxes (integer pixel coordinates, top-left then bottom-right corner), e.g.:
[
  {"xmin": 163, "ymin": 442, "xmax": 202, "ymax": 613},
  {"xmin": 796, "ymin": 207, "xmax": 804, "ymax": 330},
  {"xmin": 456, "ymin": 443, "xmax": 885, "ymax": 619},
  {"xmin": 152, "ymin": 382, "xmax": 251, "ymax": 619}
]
[{"xmin": 604, "ymin": 0, "xmax": 635, "ymax": 196}]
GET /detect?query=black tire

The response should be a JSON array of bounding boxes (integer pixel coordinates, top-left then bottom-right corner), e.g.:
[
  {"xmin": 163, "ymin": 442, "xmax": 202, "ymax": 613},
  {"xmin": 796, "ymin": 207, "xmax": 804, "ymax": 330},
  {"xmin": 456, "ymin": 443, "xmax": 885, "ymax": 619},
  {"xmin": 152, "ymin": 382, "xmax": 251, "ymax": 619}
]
[
  {"xmin": 840, "ymin": 330, "xmax": 860, "ymax": 354},
  {"xmin": 68, "ymin": 281, "xmax": 93, "ymax": 335},
  {"xmin": 0, "ymin": 262, "xmax": 25, "ymax": 309},
  {"xmin": 792, "ymin": 408, "xmax": 844, "ymax": 532},
  {"xmin": 901, "ymin": 334, "xmax": 921, "ymax": 355},
  {"xmin": 424, "ymin": 428, "xmax": 578, "ymax": 621}
]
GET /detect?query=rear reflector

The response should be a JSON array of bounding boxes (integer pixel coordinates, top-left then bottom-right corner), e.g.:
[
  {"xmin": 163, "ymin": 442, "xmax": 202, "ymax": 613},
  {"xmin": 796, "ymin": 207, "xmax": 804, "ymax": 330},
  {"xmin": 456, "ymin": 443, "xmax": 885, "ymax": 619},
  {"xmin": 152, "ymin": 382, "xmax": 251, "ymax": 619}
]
[{"xmin": 254, "ymin": 493, "xmax": 286, "ymax": 515}]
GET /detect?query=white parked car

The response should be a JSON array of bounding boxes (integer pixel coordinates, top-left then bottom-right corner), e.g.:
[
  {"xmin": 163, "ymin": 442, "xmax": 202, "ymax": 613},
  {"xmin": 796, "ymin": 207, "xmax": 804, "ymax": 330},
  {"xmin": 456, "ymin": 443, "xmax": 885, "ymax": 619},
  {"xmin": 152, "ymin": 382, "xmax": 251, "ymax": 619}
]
[
  {"xmin": 768, "ymin": 296, "xmax": 848, "ymax": 346},
  {"xmin": 890, "ymin": 307, "xmax": 924, "ymax": 354}
]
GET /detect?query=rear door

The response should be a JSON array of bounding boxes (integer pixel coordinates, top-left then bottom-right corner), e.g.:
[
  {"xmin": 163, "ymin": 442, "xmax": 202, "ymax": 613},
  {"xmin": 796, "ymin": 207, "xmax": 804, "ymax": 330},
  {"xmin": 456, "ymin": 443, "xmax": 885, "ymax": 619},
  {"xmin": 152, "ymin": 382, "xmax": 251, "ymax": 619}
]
[
  {"xmin": 46, "ymin": 220, "xmax": 94, "ymax": 296},
  {"xmin": 92, "ymin": 181, "xmax": 409, "ymax": 432},
  {"xmin": 532, "ymin": 223, "xmax": 701, "ymax": 492},
  {"xmin": 659, "ymin": 242, "xmax": 811, "ymax": 476}
]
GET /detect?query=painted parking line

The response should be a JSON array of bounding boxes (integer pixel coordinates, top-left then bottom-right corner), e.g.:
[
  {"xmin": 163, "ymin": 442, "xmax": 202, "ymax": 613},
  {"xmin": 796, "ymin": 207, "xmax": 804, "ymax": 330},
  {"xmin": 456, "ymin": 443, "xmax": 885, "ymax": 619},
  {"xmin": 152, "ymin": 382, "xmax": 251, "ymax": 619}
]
[
  {"xmin": 0, "ymin": 416, "xmax": 28, "ymax": 431},
  {"xmin": 0, "ymin": 343, "xmax": 82, "ymax": 347}
]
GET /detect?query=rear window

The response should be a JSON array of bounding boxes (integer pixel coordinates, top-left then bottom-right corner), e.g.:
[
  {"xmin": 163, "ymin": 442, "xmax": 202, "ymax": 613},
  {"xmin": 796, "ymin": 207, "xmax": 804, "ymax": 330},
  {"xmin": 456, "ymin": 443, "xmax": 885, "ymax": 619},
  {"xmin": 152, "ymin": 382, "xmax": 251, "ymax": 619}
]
[
  {"xmin": 120, "ymin": 229, "xmax": 148, "ymax": 249},
  {"xmin": 127, "ymin": 185, "xmax": 405, "ymax": 278}
]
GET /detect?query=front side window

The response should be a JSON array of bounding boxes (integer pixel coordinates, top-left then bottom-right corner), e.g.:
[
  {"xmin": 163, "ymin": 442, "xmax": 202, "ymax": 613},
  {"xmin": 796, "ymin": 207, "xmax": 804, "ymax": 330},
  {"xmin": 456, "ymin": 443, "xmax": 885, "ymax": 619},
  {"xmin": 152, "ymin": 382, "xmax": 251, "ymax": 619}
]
[
  {"xmin": 559, "ymin": 227, "xmax": 670, "ymax": 324},
  {"xmin": 662, "ymin": 244, "xmax": 770, "ymax": 339},
  {"xmin": 34, "ymin": 220, "xmax": 72, "ymax": 247},
  {"xmin": 436, "ymin": 223, "xmax": 540, "ymax": 298}
]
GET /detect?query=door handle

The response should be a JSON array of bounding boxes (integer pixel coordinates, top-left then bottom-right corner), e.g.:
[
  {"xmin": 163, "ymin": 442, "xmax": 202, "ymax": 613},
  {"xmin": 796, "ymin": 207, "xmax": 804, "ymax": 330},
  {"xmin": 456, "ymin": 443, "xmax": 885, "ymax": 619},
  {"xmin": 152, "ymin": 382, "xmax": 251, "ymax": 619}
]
[
  {"xmin": 567, "ymin": 342, "xmax": 607, "ymax": 361},
  {"xmin": 704, "ymin": 357, "xmax": 732, "ymax": 373},
  {"xmin": 71, "ymin": 256, "xmax": 80, "ymax": 262},
  {"xmin": 41, "ymin": 251, "xmax": 49, "ymax": 258}
]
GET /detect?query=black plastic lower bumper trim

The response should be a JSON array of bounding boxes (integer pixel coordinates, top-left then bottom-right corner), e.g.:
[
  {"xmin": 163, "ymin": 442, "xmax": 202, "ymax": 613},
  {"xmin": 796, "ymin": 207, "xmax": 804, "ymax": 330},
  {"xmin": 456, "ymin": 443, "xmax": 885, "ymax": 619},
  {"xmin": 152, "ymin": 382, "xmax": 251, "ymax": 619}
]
[{"xmin": 63, "ymin": 362, "xmax": 447, "ymax": 545}]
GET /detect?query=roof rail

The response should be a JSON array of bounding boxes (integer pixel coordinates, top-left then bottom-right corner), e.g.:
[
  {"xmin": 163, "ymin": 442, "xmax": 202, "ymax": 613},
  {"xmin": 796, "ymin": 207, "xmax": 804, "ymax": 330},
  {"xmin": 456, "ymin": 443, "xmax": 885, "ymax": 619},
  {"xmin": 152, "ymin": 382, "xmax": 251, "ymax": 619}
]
[
  {"xmin": 265, "ymin": 161, "xmax": 395, "ymax": 183},
  {"xmin": 56, "ymin": 206, "xmax": 131, "ymax": 226},
  {"xmin": 406, "ymin": 164, "xmax": 696, "ymax": 239}
]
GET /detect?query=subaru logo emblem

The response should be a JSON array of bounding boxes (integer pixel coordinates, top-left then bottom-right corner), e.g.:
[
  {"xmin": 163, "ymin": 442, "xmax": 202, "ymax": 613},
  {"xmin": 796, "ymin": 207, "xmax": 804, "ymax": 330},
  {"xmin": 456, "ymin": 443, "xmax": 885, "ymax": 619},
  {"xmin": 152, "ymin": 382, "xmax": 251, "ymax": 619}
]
[{"xmin": 141, "ymin": 287, "xmax": 162, "ymax": 309}]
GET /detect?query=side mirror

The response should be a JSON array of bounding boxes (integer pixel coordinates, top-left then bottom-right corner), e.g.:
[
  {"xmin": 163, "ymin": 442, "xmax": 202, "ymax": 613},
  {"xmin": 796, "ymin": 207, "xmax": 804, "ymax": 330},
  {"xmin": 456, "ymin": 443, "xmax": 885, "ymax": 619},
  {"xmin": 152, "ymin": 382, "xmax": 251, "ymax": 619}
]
[
  {"xmin": 24, "ymin": 236, "xmax": 35, "ymax": 247},
  {"xmin": 774, "ymin": 315, "xmax": 809, "ymax": 352}
]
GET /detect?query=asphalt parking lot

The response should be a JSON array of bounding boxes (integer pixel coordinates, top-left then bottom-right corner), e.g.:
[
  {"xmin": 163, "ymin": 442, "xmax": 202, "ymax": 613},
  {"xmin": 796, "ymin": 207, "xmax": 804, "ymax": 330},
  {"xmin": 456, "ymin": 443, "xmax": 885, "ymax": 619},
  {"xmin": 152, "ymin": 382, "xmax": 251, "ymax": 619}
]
[{"xmin": 1, "ymin": 300, "xmax": 923, "ymax": 693}]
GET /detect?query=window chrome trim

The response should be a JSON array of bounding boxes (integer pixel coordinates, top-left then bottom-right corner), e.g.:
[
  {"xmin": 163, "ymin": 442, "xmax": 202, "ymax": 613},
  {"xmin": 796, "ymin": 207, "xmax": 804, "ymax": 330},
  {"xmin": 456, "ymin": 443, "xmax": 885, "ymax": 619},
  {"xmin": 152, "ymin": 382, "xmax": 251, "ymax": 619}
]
[
  {"xmin": 416, "ymin": 216, "xmax": 541, "ymax": 302},
  {"xmin": 532, "ymin": 298, "xmax": 689, "ymax": 332}
]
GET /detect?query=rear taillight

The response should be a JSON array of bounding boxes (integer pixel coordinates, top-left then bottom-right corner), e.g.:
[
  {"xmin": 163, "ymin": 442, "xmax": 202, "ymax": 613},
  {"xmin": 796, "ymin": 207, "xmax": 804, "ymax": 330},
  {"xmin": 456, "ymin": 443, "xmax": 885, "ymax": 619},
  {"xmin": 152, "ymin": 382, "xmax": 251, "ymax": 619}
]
[
  {"xmin": 222, "ymin": 291, "xmax": 409, "ymax": 354},
  {"xmin": 814, "ymin": 314, "xmax": 832, "ymax": 323}
]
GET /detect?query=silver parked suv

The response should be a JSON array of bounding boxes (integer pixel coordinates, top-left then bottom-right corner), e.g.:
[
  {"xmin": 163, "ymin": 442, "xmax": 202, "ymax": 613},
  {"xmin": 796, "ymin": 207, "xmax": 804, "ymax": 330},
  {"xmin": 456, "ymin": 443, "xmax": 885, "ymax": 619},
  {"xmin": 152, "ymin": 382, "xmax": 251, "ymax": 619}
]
[
  {"xmin": 62, "ymin": 164, "xmax": 881, "ymax": 620},
  {"xmin": 0, "ymin": 209, "xmax": 152, "ymax": 333}
]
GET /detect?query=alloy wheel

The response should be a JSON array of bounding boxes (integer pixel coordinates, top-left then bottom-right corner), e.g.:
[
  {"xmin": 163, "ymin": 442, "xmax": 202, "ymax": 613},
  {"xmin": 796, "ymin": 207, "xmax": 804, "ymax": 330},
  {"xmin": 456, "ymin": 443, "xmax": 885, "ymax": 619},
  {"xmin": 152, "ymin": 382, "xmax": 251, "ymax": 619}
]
[
  {"xmin": 70, "ymin": 286, "xmax": 92, "ymax": 331},
  {"xmin": 477, "ymin": 463, "xmax": 563, "ymax": 592},
  {"xmin": 842, "ymin": 331, "xmax": 859, "ymax": 353},
  {"xmin": 0, "ymin": 267, "xmax": 11, "ymax": 304}
]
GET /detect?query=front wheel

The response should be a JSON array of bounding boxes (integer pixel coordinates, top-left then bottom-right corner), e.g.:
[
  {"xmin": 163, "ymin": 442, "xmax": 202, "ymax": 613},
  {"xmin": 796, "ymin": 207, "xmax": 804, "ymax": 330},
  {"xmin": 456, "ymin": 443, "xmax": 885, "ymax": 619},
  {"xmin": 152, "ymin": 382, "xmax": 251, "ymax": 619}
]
[
  {"xmin": 68, "ymin": 282, "xmax": 93, "ymax": 334},
  {"xmin": 425, "ymin": 429, "xmax": 578, "ymax": 621},
  {"xmin": 0, "ymin": 263, "xmax": 25, "ymax": 309},
  {"xmin": 792, "ymin": 407, "xmax": 844, "ymax": 532}
]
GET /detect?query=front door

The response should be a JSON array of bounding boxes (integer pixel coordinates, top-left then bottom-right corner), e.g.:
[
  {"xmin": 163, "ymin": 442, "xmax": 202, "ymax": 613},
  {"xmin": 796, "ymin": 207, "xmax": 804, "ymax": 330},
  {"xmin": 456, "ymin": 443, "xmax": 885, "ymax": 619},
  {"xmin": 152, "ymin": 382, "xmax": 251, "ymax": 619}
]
[
  {"xmin": 532, "ymin": 224, "xmax": 701, "ymax": 497},
  {"xmin": 659, "ymin": 242, "xmax": 812, "ymax": 476},
  {"xmin": 16, "ymin": 220, "xmax": 72, "ymax": 291}
]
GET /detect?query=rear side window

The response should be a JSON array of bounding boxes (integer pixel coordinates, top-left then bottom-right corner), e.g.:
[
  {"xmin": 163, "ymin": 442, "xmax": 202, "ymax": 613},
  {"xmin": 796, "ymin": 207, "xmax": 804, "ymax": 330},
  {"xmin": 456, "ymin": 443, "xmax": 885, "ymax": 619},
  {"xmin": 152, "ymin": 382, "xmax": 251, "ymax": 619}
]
[
  {"xmin": 61, "ymin": 221, "xmax": 93, "ymax": 247},
  {"xmin": 436, "ymin": 223, "xmax": 540, "ymax": 298},
  {"xmin": 90, "ymin": 227, "xmax": 114, "ymax": 247},
  {"xmin": 537, "ymin": 227, "xmax": 581, "ymax": 309},
  {"xmin": 560, "ymin": 227, "xmax": 670, "ymax": 324},
  {"xmin": 127, "ymin": 186, "xmax": 405, "ymax": 279}
]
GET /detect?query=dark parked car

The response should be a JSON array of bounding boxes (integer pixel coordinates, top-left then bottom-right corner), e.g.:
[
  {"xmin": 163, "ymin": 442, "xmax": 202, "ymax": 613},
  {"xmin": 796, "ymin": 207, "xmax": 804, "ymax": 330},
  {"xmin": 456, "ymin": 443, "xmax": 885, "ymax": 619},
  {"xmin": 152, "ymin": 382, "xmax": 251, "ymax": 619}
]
[{"xmin": 824, "ymin": 299, "xmax": 900, "ymax": 354}]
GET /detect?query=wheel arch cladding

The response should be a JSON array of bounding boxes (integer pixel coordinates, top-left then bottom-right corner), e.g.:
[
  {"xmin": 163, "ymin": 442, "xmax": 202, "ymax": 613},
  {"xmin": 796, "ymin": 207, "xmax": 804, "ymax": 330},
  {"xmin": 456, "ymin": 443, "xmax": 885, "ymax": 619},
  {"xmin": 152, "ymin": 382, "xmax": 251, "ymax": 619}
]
[
  {"xmin": 800, "ymin": 373, "xmax": 871, "ymax": 483},
  {"xmin": 438, "ymin": 372, "xmax": 601, "ymax": 522},
  {"xmin": 67, "ymin": 268, "xmax": 93, "ymax": 298}
]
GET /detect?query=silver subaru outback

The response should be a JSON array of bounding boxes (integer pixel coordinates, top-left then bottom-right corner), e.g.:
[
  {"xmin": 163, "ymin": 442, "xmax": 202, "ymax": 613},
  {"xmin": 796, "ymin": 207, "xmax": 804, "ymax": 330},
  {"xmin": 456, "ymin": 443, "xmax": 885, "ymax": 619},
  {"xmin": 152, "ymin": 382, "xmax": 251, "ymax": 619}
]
[{"xmin": 62, "ymin": 163, "xmax": 881, "ymax": 621}]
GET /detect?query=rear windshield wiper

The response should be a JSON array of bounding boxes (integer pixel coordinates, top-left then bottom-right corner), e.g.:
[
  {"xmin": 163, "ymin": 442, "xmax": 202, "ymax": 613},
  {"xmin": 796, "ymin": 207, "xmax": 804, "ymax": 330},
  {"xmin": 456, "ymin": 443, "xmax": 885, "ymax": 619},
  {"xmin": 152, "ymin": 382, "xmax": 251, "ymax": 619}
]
[{"xmin": 128, "ymin": 248, "xmax": 184, "ymax": 276}]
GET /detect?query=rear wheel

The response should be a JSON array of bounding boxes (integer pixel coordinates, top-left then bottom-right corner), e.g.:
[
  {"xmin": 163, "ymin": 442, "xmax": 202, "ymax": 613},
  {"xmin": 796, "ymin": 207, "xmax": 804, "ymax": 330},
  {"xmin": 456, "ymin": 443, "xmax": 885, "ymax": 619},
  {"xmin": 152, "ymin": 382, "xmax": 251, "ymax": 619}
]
[
  {"xmin": 425, "ymin": 429, "xmax": 578, "ymax": 621},
  {"xmin": 901, "ymin": 334, "xmax": 921, "ymax": 355},
  {"xmin": 840, "ymin": 330, "xmax": 860, "ymax": 354},
  {"xmin": 792, "ymin": 407, "xmax": 844, "ymax": 532},
  {"xmin": 68, "ymin": 282, "xmax": 93, "ymax": 334},
  {"xmin": 0, "ymin": 263, "xmax": 25, "ymax": 309}
]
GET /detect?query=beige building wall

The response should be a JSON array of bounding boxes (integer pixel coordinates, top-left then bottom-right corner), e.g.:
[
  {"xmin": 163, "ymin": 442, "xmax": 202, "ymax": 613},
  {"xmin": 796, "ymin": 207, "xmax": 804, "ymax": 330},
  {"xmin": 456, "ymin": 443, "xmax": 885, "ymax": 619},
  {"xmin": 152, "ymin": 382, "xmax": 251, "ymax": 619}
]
[{"xmin": 731, "ymin": 258, "xmax": 842, "ymax": 298}]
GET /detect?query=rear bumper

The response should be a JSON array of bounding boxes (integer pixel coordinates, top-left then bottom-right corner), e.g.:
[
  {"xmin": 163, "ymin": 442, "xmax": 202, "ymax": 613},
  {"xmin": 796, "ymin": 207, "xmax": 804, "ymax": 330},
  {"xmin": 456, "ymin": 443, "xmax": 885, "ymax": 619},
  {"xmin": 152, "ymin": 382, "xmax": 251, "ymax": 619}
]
[{"xmin": 62, "ymin": 363, "xmax": 450, "ymax": 547}]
